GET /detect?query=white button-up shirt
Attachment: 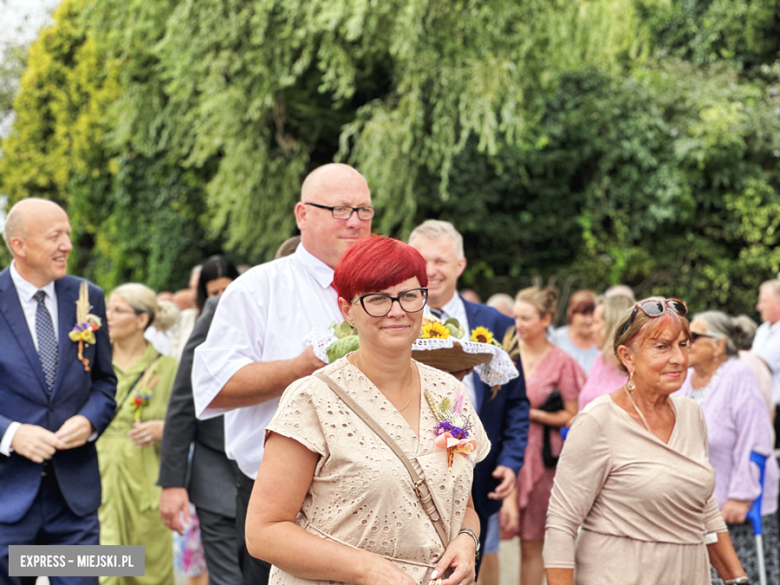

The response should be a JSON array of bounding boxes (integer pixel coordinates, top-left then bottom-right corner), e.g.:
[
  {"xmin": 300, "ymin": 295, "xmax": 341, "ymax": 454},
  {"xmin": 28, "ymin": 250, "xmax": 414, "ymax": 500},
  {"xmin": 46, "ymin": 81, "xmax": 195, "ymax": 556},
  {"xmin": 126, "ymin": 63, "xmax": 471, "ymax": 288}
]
[
  {"xmin": 192, "ymin": 244, "xmax": 342, "ymax": 479},
  {"xmin": 753, "ymin": 320, "xmax": 780, "ymax": 405},
  {"xmin": 0, "ymin": 262, "xmax": 60, "ymax": 456}
]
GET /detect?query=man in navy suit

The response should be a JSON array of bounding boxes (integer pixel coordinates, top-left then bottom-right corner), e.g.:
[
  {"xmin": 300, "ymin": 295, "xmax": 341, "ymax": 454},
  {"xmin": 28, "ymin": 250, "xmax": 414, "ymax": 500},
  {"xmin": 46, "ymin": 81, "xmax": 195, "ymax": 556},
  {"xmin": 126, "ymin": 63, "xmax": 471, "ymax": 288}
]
[
  {"xmin": 0, "ymin": 199, "xmax": 116, "ymax": 585},
  {"xmin": 410, "ymin": 220, "xmax": 529, "ymax": 582}
]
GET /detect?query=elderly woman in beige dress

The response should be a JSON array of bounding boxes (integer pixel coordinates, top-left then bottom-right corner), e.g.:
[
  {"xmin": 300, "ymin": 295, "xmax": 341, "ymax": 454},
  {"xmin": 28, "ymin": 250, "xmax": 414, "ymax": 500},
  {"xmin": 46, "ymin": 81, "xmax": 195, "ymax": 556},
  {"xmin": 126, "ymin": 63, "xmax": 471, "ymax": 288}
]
[
  {"xmin": 246, "ymin": 236, "xmax": 490, "ymax": 585},
  {"xmin": 544, "ymin": 297, "xmax": 747, "ymax": 585}
]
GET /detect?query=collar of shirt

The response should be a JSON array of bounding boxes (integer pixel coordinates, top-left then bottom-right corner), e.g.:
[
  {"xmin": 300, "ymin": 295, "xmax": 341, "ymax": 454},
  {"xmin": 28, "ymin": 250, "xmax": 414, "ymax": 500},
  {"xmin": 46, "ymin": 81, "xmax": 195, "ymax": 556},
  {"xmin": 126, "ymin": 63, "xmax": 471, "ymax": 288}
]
[
  {"xmin": 9, "ymin": 260, "xmax": 59, "ymax": 346},
  {"xmin": 294, "ymin": 243, "xmax": 335, "ymax": 289},
  {"xmin": 10, "ymin": 261, "xmax": 56, "ymax": 303},
  {"xmin": 440, "ymin": 293, "xmax": 468, "ymax": 329}
]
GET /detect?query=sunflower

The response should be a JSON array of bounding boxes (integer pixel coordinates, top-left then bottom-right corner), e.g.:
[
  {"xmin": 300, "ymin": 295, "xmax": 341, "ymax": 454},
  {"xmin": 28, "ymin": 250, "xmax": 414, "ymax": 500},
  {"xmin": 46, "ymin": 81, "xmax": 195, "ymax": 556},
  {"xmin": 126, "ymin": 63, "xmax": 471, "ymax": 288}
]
[
  {"xmin": 470, "ymin": 326, "xmax": 494, "ymax": 345},
  {"xmin": 422, "ymin": 322, "xmax": 450, "ymax": 339}
]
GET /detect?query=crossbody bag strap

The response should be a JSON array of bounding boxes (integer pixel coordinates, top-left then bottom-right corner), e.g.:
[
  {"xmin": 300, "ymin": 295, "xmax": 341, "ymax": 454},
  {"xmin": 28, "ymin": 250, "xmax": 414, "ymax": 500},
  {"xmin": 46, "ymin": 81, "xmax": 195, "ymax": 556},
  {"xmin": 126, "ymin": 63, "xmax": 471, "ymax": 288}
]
[
  {"xmin": 112, "ymin": 354, "xmax": 163, "ymax": 420},
  {"xmin": 315, "ymin": 372, "xmax": 450, "ymax": 548}
]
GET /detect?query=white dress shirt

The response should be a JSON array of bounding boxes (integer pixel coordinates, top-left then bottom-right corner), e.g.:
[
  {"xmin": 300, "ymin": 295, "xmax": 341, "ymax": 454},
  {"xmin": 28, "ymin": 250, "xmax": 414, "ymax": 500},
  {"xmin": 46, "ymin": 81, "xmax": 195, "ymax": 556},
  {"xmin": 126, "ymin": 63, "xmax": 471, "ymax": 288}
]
[
  {"xmin": 753, "ymin": 320, "xmax": 780, "ymax": 405},
  {"xmin": 437, "ymin": 294, "xmax": 478, "ymax": 410},
  {"xmin": 0, "ymin": 262, "xmax": 59, "ymax": 456},
  {"xmin": 192, "ymin": 244, "xmax": 342, "ymax": 479}
]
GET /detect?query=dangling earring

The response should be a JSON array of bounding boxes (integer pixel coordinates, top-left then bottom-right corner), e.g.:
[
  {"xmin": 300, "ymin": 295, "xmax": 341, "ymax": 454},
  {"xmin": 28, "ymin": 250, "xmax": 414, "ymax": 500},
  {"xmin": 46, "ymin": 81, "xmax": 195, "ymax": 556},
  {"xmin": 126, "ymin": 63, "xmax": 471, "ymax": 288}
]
[{"xmin": 627, "ymin": 370, "xmax": 636, "ymax": 391}]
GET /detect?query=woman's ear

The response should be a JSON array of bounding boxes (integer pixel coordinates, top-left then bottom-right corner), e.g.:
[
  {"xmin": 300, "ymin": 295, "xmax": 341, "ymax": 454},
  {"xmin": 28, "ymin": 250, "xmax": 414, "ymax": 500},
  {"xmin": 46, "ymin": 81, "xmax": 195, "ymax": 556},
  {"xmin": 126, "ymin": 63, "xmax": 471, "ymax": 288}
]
[
  {"xmin": 541, "ymin": 312, "xmax": 553, "ymax": 329},
  {"xmin": 137, "ymin": 312, "xmax": 151, "ymax": 331},
  {"xmin": 715, "ymin": 338, "xmax": 727, "ymax": 358},
  {"xmin": 339, "ymin": 296, "xmax": 353, "ymax": 325},
  {"xmin": 616, "ymin": 344, "xmax": 633, "ymax": 373}
]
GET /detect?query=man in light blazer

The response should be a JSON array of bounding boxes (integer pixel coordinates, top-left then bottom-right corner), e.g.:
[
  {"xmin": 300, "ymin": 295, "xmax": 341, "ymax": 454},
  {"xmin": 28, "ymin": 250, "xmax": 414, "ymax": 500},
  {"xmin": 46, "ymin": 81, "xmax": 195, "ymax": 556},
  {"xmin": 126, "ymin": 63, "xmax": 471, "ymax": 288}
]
[
  {"xmin": 410, "ymin": 220, "xmax": 529, "ymax": 581},
  {"xmin": 0, "ymin": 199, "xmax": 117, "ymax": 585}
]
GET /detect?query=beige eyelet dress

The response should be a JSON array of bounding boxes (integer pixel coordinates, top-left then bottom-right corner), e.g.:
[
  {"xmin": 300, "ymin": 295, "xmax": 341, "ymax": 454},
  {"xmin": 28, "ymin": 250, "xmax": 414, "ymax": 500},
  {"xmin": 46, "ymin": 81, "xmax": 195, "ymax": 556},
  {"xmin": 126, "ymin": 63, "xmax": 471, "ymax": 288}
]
[{"xmin": 265, "ymin": 357, "xmax": 491, "ymax": 585}]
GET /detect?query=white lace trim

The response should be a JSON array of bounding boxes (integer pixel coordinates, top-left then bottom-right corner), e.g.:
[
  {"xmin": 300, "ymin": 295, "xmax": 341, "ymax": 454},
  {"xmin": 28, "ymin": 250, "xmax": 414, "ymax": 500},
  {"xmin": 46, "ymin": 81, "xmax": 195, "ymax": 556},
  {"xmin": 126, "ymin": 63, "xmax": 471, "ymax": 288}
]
[{"xmin": 304, "ymin": 328, "xmax": 519, "ymax": 386}]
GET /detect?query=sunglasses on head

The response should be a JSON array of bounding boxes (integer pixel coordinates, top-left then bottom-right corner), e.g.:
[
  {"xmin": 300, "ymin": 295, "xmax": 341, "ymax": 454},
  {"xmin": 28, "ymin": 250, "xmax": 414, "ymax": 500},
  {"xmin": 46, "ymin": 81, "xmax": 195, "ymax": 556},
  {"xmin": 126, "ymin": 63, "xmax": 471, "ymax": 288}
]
[{"xmin": 618, "ymin": 298, "xmax": 688, "ymax": 337}]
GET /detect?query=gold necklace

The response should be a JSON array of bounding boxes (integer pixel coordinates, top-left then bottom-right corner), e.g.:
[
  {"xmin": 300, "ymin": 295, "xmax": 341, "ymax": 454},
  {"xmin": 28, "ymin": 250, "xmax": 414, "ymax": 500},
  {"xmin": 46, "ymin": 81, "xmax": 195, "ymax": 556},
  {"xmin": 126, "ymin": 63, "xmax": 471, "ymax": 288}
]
[
  {"xmin": 623, "ymin": 386, "xmax": 653, "ymax": 433},
  {"xmin": 623, "ymin": 385, "xmax": 675, "ymax": 435},
  {"xmin": 354, "ymin": 352, "xmax": 416, "ymax": 412}
]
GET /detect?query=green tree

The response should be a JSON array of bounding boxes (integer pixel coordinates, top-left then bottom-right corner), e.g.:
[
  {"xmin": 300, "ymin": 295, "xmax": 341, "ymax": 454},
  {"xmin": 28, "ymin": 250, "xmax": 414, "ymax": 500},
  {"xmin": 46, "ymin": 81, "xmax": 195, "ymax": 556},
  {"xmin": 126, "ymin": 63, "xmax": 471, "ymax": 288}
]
[{"xmin": 0, "ymin": 0, "xmax": 219, "ymax": 291}]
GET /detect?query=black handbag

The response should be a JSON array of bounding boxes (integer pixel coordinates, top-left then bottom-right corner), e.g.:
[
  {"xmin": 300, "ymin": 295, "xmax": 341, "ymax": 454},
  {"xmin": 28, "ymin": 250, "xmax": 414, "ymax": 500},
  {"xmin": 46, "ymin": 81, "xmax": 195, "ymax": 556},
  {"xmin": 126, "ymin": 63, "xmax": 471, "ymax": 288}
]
[{"xmin": 537, "ymin": 389, "xmax": 564, "ymax": 468}]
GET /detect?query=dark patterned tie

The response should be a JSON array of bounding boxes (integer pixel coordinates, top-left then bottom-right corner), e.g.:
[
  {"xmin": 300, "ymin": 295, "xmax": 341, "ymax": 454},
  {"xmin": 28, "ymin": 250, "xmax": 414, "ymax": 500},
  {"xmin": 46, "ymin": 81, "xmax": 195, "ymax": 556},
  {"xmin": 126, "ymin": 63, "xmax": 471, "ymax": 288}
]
[
  {"xmin": 34, "ymin": 290, "xmax": 58, "ymax": 395},
  {"xmin": 429, "ymin": 307, "xmax": 445, "ymax": 320}
]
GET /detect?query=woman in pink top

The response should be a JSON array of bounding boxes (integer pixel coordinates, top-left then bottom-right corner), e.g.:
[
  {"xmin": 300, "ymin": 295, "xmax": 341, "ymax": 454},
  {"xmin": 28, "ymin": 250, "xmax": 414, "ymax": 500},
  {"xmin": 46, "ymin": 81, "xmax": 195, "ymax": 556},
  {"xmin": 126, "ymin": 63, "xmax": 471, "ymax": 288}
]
[
  {"xmin": 501, "ymin": 286, "xmax": 585, "ymax": 585},
  {"xmin": 577, "ymin": 295, "xmax": 633, "ymax": 410}
]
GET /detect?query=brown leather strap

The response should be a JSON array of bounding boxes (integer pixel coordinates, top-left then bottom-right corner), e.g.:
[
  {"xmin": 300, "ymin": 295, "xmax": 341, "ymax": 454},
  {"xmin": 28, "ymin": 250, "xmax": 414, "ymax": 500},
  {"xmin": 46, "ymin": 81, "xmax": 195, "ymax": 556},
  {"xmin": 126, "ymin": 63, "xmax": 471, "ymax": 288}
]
[{"xmin": 315, "ymin": 372, "xmax": 450, "ymax": 548}]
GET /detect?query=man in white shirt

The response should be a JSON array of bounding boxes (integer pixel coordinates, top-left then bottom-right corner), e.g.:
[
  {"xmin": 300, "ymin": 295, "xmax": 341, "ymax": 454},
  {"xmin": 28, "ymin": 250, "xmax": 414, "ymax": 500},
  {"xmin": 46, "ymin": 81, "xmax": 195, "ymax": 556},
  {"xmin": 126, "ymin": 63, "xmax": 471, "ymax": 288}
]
[
  {"xmin": 192, "ymin": 163, "xmax": 372, "ymax": 585},
  {"xmin": 754, "ymin": 280, "xmax": 780, "ymax": 404},
  {"xmin": 409, "ymin": 220, "xmax": 529, "ymax": 584},
  {"xmin": 0, "ymin": 199, "xmax": 116, "ymax": 585}
]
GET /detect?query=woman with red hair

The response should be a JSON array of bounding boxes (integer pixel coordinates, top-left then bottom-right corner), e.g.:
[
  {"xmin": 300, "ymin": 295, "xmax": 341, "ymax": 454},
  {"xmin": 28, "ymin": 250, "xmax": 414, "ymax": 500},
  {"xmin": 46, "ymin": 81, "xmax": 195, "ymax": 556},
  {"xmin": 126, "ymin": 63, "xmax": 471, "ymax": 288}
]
[
  {"xmin": 544, "ymin": 297, "xmax": 746, "ymax": 585},
  {"xmin": 246, "ymin": 236, "xmax": 490, "ymax": 585}
]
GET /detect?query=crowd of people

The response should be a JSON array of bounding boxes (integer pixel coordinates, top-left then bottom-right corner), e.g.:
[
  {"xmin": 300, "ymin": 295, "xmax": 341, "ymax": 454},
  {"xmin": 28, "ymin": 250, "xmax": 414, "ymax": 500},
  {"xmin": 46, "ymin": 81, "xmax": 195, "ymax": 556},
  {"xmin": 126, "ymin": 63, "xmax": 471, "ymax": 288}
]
[{"xmin": 2, "ymin": 164, "xmax": 780, "ymax": 585}]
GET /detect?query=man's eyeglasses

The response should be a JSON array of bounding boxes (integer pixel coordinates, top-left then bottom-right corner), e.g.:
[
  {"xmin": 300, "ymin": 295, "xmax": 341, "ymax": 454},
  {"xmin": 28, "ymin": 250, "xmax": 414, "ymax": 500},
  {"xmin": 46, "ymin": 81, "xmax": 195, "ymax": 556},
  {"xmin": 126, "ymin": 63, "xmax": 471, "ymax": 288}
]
[
  {"xmin": 618, "ymin": 298, "xmax": 688, "ymax": 337},
  {"xmin": 353, "ymin": 288, "xmax": 428, "ymax": 318},
  {"xmin": 305, "ymin": 202, "xmax": 375, "ymax": 221}
]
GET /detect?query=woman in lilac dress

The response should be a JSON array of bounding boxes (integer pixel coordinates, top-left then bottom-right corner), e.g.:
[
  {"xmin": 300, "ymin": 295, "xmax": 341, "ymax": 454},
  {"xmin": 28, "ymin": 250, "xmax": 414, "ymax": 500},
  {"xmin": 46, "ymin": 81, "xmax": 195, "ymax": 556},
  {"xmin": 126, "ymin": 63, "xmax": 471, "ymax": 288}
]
[{"xmin": 678, "ymin": 310, "xmax": 780, "ymax": 584}]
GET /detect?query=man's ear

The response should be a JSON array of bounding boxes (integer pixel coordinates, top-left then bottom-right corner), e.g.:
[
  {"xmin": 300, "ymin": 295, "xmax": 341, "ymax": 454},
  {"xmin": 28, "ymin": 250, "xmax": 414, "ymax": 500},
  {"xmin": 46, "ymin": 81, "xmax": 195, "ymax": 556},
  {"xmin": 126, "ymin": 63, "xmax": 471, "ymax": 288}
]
[
  {"xmin": 456, "ymin": 256, "xmax": 467, "ymax": 279},
  {"xmin": 294, "ymin": 202, "xmax": 307, "ymax": 231}
]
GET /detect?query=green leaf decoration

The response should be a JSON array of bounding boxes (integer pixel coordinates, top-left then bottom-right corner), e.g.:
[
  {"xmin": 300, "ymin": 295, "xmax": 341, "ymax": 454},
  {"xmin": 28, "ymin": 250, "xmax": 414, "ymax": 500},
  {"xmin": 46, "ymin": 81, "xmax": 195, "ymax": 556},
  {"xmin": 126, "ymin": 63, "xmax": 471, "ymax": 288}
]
[
  {"xmin": 440, "ymin": 397, "xmax": 452, "ymax": 413},
  {"xmin": 331, "ymin": 320, "xmax": 356, "ymax": 339},
  {"xmin": 326, "ymin": 336, "xmax": 361, "ymax": 363}
]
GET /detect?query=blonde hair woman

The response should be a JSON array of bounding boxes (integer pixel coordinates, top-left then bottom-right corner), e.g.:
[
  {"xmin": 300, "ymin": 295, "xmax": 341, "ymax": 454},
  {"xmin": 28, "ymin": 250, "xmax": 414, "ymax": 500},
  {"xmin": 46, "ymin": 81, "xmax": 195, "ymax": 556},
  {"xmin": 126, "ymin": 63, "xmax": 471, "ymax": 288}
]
[
  {"xmin": 501, "ymin": 287, "xmax": 585, "ymax": 585},
  {"xmin": 577, "ymin": 295, "xmax": 634, "ymax": 410},
  {"xmin": 98, "ymin": 283, "xmax": 179, "ymax": 585}
]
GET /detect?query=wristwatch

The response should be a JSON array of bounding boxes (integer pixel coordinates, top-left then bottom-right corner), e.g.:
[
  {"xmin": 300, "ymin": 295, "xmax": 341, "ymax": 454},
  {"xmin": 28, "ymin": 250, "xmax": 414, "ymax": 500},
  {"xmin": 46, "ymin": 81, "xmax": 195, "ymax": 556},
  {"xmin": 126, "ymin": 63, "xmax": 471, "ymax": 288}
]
[
  {"xmin": 724, "ymin": 577, "xmax": 749, "ymax": 584},
  {"xmin": 458, "ymin": 528, "xmax": 480, "ymax": 563}
]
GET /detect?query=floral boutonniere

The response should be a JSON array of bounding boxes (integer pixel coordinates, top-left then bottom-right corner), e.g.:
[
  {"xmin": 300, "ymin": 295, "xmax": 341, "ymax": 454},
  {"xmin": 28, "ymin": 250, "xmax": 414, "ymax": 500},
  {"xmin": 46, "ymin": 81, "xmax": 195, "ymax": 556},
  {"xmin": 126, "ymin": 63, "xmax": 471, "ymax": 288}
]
[
  {"xmin": 425, "ymin": 389, "xmax": 477, "ymax": 471},
  {"xmin": 131, "ymin": 370, "xmax": 162, "ymax": 422},
  {"xmin": 68, "ymin": 281, "xmax": 102, "ymax": 372}
]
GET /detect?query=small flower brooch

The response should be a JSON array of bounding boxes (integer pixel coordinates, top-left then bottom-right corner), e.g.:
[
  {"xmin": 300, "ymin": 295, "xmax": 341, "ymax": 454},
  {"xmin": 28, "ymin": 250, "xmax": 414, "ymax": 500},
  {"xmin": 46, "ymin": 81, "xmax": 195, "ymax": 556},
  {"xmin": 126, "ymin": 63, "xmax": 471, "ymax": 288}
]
[{"xmin": 425, "ymin": 390, "xmax": 477, "ymax": 471}]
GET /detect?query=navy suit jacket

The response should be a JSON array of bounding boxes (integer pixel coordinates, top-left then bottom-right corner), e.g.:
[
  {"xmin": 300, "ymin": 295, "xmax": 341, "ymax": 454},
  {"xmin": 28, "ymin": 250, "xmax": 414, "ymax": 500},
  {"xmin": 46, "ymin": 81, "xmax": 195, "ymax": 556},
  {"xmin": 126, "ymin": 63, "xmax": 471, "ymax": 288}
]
[
  {"xmin": 462, "ymin": 297, "xmax": 529, "ymax": 520},
  {"xmin": 0, "ymin": 270, "xmax": 117, "ymax": 523}
]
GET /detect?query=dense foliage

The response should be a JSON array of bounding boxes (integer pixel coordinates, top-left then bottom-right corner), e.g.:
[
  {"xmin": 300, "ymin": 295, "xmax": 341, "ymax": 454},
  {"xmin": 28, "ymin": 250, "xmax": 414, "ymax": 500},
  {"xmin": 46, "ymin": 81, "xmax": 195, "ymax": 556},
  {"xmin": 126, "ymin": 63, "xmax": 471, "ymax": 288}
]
[{"xmin": 1, "ymin": 0, "xmax": 780, "ymax": 314}]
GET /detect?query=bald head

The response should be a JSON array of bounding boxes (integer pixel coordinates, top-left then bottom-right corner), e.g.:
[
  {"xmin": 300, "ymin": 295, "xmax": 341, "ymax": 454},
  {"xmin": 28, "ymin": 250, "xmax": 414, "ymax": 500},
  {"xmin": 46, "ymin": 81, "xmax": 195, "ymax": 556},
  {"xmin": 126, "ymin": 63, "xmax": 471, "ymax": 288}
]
[
  {"xmin": 3, "ymin": 199, "xmax": 67, "ymax": 250},
  {"xmin": 4, "ymin": 198, "xmax": 72, "ymax": 287},
  {"xmin": 300, "ymin": 163, "xmax": 369, "ymax": 203},
  {"xmin": 294, "ymin": 163, "xmax": 372, "ymax": 269}
]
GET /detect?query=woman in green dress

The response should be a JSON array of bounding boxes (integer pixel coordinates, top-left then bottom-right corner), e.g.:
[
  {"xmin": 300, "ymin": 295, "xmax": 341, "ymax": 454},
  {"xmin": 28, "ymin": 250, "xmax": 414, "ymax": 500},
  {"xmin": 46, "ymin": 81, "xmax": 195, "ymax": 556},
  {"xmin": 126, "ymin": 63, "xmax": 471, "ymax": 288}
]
[{"xmin": 98, "ymin": 283, "xmax": 179, "ymax": 585}]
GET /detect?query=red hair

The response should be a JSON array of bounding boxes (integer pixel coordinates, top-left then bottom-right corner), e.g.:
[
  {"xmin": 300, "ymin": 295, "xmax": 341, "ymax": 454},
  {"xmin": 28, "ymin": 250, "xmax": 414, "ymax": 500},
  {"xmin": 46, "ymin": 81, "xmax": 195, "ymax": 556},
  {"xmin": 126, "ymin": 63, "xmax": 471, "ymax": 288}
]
[{"xmin": 333, "ymin": 236, "xmax": 428, "ymax": 301}]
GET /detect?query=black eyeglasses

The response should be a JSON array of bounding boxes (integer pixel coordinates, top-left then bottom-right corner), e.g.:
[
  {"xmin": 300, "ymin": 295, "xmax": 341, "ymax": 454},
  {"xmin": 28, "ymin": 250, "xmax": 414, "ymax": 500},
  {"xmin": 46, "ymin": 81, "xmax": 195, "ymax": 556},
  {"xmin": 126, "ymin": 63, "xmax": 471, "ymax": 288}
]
[
  {"xmin": 618, "ymin": 298, "xmax": 688, "ymax": 337},
  {"xmin": 305, "ymin": 202, "xmax": 375, "ymax": 221},
  {"xmin": 691, "ymin": 331, "xmax": 721, "ymax": 342},
  {"xmin": 353, "ymin": 288, "xmax": 428, "ymax": 317}
]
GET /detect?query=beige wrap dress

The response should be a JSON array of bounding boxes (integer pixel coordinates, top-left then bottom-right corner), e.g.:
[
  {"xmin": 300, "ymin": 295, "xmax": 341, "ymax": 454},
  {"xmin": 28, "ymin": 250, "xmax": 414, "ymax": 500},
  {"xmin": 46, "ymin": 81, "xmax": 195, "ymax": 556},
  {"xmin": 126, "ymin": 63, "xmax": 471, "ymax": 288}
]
[
  {"xmin": 265, "ymin": 357, "xmax": 491, "ymax": 585},
  {"xmin": 544, "ymin": 394, "xmax": 728, "ymax": 585}
]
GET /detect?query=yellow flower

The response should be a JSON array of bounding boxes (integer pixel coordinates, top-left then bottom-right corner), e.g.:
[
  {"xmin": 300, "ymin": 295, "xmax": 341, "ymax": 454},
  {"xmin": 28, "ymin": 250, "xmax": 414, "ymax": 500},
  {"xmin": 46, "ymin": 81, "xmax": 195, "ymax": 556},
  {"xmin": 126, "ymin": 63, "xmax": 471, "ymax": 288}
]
[
  {"xmin": 471, "ymin": 326, "xmax": 494, "ymax": 345},
  {"xmin": 422, "ymin": 322, "xmax": 450, "ymax": 339},
  {"xmin": 69, "ymin": 329, "xmax": 96, "ymax": 344}
]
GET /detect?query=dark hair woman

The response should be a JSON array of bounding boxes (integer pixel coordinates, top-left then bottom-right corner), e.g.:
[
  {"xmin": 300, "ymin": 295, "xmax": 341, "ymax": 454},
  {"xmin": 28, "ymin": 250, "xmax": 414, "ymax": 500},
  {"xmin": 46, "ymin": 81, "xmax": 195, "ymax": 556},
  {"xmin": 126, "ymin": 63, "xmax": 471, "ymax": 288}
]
[{"xmin": 196, "ymin": 255, "xmax": 240, "ymax": 313}]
